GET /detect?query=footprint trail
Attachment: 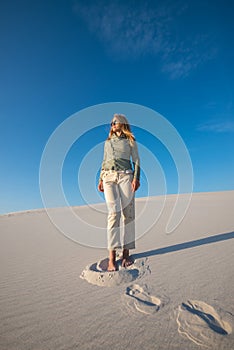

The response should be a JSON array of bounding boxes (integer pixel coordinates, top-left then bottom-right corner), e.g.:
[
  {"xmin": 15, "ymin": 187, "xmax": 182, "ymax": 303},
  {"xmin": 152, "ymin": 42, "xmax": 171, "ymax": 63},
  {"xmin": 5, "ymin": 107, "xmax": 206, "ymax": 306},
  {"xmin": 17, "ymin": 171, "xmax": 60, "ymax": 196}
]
[
  {"xmin": 125, "ymin": 284, "xmax": 166, "ymax": 315},
  {"xmin": 177, "ymin": 300, "xmax": 232, "ymax": 348}
]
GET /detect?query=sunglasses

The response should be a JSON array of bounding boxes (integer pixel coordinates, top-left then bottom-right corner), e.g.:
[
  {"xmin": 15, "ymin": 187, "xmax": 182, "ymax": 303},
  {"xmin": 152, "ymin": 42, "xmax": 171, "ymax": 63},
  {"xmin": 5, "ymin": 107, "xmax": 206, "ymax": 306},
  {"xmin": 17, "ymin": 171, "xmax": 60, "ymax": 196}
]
[{"xmin": 111, "ymin": 120, "xmax": 120, "ymax": 126}]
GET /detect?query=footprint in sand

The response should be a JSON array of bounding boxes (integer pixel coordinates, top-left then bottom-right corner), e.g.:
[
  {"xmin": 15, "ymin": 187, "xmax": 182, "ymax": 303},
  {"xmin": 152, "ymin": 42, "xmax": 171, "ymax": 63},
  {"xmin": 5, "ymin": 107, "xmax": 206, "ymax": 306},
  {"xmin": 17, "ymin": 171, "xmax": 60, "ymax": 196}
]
[
  {"xmin": 177, "ymin": 300, "xmax": 232, "ymax": 348},
  {"xmin": 125, "ymin": 284, "xmax": 166, "ymax": 315},
  {"xmin": 80, "ymin": 258, "xmax": 150, "ymax": 287}
]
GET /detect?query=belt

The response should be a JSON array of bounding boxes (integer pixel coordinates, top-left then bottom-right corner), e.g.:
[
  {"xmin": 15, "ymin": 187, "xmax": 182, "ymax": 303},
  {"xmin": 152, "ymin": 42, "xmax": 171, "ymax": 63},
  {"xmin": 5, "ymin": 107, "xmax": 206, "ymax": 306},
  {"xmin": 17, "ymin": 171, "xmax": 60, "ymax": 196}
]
[{"xmin": 104, "ymin": 169, "xmax": 133, "ymax": 174}]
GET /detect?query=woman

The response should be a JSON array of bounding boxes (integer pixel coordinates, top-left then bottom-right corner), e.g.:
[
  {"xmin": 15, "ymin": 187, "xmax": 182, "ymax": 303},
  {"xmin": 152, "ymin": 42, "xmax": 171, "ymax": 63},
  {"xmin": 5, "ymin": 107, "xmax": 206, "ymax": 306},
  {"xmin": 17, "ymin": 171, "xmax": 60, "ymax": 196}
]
[{"xmin": 98, "ymin": 114, "xmax": 140, "ymax": 271}]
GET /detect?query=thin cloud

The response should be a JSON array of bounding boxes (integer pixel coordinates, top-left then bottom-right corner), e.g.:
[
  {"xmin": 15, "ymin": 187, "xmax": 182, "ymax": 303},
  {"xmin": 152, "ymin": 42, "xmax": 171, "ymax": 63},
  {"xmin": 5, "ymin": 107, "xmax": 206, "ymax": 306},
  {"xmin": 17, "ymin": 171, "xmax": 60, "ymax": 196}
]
[
  {"xmin": 162, "ymin": 35, "xmax": 217, "ymax": 79},
  {"xmin": 197, "ymin": 120, "xmax": 234, "ymax": 133},
  {"xmin": 73, "ymin": 0, "xmax": 217, "ymax": 79},
  {"xmin": 73, "ymin": 1, "xmax": 171, "ymax": 57}
]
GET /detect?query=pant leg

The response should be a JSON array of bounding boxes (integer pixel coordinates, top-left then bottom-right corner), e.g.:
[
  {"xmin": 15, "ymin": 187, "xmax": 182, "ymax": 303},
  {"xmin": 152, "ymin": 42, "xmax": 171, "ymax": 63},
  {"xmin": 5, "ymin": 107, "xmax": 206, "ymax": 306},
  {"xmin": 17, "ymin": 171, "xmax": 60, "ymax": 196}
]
[
  {"xmin": 103, "ymin": 172, "xmax": 122, "ymax": 250},
  {"xmin": 118, "ymin": 173, "xmax": 136, "ymax": 250}
]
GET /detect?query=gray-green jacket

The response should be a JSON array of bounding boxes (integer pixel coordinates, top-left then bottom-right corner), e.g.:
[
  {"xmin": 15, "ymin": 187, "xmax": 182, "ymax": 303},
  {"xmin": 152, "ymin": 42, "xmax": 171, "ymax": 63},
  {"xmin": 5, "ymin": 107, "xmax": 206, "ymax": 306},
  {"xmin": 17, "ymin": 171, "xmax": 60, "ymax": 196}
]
[{"xmin": 99, "ymin": 133, "xmax": 140, "ymax": 181}]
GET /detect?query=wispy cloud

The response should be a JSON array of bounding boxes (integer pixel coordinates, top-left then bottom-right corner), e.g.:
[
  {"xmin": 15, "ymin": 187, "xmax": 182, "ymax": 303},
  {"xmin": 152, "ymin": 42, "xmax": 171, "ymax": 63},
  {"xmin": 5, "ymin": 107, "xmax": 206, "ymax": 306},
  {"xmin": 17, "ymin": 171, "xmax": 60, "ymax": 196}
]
[
  {"xmin": 73, "ymin": 0, "xmax": 217, "ymax": 79},
  {"xmin": 197, "ymin": 120, "xmax": 234, "ymax": 133},
  {"xmin": 161, "ymin": 35, "xmax": 217, "ymax": 79}
]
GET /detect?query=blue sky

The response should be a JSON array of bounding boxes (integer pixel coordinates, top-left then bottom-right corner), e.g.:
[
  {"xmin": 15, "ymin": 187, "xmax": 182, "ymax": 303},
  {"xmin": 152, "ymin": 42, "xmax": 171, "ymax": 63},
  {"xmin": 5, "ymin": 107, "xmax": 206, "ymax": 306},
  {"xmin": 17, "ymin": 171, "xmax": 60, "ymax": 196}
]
[{"xmin": 1, "ymin": 0, "xmax": 234, "ymax": 214}]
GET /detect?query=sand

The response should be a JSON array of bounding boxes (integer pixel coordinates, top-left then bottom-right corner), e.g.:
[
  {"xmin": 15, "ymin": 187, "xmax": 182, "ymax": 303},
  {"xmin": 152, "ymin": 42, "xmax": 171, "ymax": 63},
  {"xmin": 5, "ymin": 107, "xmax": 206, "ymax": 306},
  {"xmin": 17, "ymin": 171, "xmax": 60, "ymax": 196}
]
[{"xmin": 0, "ymin": 191, "xmax": 234, "ymax": 350}]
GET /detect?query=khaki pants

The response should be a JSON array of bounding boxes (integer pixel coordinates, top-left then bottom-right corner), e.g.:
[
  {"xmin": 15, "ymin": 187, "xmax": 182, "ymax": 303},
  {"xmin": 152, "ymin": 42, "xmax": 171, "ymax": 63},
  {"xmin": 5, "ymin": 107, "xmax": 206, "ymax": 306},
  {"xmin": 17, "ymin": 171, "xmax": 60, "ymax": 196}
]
[{"xmin": 103, "ymin": 171, "xmax": 135, "ymax": 250}]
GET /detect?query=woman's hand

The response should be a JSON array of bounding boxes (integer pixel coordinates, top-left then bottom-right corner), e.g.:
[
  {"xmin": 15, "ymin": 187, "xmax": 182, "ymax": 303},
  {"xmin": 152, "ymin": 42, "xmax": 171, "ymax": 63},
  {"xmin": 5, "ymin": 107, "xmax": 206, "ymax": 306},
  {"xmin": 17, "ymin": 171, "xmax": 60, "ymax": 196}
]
[
  {"xmin": 131, "ymin": 179, "xmax": 140, "ymax": 192},
  {"xmin": 98, "ymin": 180, "xmax": 104, "ymax": 192}
]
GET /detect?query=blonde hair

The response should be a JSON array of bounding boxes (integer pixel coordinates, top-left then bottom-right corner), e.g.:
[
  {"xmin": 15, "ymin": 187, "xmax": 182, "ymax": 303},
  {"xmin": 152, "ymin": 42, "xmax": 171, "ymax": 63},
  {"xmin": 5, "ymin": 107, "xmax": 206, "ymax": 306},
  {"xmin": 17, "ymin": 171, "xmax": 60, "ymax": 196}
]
[{"xmin": 107, "ymin": 114, "xmax": 135, "ymax": 145}]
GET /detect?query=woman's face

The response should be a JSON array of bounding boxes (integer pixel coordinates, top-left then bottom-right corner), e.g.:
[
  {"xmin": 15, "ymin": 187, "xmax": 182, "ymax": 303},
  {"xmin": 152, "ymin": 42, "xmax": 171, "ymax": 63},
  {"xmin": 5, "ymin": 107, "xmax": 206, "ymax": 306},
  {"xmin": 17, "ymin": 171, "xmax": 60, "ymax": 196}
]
[{"xmin": 111, "ymin": 118, "xmax": 122, "ymax": 132}]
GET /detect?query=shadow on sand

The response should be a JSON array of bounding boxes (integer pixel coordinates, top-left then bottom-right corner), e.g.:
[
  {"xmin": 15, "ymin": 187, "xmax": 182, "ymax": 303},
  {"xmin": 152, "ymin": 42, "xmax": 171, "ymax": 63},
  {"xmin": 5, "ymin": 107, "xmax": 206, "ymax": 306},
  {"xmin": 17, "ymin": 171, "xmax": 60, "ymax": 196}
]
[{"xmin": 132, "ymin": 231, "xmax": 234, "ymax": 260}]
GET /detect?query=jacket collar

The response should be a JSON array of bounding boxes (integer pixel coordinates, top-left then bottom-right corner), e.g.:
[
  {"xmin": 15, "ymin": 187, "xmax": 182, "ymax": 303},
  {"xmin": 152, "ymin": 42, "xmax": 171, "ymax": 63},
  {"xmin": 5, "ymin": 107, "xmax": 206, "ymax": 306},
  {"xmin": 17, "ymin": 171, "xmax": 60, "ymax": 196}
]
[{"xmin": 111, "ymin": 133, "xmax": 127, "ymax": 139}]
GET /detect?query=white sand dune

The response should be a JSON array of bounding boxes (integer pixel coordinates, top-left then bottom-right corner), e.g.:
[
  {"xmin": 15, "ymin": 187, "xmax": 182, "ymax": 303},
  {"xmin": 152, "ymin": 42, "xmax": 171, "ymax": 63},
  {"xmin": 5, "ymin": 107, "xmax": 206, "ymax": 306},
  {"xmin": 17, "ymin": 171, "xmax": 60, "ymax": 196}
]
[{"xmin": 0, "ymin": 191, "xmax": 234, "ymax": 350}]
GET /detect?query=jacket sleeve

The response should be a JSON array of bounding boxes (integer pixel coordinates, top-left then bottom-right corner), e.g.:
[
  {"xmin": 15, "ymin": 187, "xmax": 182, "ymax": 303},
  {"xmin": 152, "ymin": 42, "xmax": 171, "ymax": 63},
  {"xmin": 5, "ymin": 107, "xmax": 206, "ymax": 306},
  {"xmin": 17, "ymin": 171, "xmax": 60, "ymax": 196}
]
[
  {"xmin": 99, "ymin": 141, "xmax": 107, "ymax": 181},
  {"xmin": 131, "ymin": 141, "xmax": 140, "ymax": 181}
]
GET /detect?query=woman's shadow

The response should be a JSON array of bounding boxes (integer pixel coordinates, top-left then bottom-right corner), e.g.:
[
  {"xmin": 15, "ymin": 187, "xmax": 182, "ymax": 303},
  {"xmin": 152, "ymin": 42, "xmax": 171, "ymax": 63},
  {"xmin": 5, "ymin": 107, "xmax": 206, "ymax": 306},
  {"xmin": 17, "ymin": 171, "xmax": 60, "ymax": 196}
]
[{"xmin": 132, "ymin": 231, "xmax": 234, "ymax": 260}]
